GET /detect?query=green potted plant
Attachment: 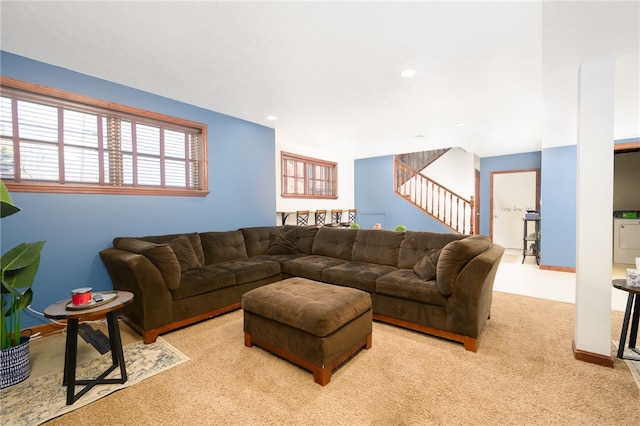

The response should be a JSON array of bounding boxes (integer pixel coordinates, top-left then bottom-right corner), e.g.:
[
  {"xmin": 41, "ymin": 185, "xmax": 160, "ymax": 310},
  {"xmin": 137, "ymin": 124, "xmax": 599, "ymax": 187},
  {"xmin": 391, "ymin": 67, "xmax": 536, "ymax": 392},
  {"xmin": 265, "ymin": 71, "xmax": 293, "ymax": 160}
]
[
  {"xmin": 350, "ymin": 223, "xmax": 361, "ymax": 229},
  {"xmin": 0, "ymin": 181, "xmax": 46, "ymax": 388},
  {"xmin": 394, "ymin": 224, "xmax": 407, "ymax": 232}
]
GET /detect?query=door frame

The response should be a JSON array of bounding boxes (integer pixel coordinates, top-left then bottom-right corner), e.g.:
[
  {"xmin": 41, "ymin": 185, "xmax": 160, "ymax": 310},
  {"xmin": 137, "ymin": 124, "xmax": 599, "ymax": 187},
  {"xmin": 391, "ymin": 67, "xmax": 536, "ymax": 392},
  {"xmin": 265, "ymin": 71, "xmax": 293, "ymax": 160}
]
[{"xmin": 489, "ymin": 168, "xmax": 540, "ymax": 243}]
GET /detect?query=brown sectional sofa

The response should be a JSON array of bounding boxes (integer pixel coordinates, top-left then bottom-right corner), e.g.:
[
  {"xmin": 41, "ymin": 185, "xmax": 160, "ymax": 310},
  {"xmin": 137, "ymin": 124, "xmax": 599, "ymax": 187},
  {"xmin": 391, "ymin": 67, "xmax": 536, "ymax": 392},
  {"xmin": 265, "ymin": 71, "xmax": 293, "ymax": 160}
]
[{"xmin": 99, "ymin": 225, "xmax": 504, "ymax": 351}]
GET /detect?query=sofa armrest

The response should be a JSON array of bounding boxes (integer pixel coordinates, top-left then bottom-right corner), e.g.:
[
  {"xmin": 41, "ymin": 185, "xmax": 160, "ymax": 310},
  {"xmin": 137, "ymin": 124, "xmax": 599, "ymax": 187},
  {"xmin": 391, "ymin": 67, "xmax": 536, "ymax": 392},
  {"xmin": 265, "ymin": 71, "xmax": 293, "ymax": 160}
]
[
  {"xmin": 446, "ymin": 244, "xmax": 504, "ymax": 338},
  {"xmin": 99, "ymin": 248, "xmax": 173, "ymax": 333}
]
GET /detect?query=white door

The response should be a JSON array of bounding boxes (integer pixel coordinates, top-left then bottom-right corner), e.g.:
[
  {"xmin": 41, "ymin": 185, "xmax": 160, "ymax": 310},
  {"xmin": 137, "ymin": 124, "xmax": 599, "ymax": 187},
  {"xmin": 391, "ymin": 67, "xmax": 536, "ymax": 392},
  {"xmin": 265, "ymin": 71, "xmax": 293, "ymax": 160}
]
[{"xmin": 491, "ymin": 170, "xmax": 538, "ymax": 249}]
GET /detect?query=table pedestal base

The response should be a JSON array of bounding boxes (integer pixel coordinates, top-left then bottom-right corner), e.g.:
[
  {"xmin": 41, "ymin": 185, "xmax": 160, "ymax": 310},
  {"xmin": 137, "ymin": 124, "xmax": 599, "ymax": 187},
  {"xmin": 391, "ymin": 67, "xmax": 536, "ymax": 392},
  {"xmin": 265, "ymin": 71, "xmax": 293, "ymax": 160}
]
[
  {"xmin": 63, "ymin": 311, "xmax": 127, "ymax": 405},
  {"xmin": 617, "ymin": 291, "xmax": 640, "ymax": 361}
]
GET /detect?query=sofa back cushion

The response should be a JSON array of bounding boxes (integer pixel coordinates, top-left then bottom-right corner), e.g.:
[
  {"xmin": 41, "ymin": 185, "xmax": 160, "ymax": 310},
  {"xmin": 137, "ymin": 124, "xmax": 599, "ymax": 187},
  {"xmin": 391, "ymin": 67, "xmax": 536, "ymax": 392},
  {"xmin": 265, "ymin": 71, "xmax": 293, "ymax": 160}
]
[
  {"xmin": 240, "ymin": 226, "xmax": 282, "ymax": 257},
  {"xmin": 114, "ymin": 232, "xmax": 205, "ymax": 266},
  {"xmin": 397, "ymin": 231, "xmax": 465, "ymax": 269},
  {"xmin": 294, "ymin": 226, "xmax": 320, "ymax": 255},
  {"xmin": 436, "ymin": 235, "xmax": 492, "ymax": 296},
  {"xmin": 351, "ymin": 229, "xmax": 404, "ymax": 266},
  {"xmin": 115, "ymin": 238, "xmax": 181, "ymax": 290},
  {"xmin": 200, "ymin": 230, "xmax": 248, "ymax": 264},
  {"xmin": 311, "ymin": 227, "xmax": 358, "ymax": 260},
  {"xmin": 267, "ymin": 228, "xmax": 299, "ymax": 255}
]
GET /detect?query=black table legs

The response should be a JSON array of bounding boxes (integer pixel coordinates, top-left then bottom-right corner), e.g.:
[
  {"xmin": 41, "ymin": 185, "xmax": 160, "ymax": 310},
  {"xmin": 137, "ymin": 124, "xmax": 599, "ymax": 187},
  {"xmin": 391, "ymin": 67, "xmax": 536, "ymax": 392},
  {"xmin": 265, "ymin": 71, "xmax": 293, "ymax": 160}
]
[
  {"xmin": 617, "ymin": 292, "xmax": 640, "ymax": 361},
  {"xmin": 62, "ymin": 311, "xmax": 128, "ymax": 405}
]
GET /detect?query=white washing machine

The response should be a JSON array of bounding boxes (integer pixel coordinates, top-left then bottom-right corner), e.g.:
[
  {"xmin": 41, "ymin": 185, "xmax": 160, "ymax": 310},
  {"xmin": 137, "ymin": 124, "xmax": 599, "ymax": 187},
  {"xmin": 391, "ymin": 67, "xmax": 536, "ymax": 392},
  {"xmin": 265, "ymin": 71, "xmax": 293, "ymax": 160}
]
[{"xmin": 613, "ymin": 217, "xmax": 640, "ymax": 264}]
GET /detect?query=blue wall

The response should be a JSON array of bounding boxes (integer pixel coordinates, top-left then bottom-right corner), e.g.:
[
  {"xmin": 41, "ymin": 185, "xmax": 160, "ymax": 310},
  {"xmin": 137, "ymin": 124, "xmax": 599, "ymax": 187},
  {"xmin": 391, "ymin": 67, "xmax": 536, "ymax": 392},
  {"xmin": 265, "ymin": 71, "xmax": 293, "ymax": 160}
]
[
  {"xmin": 540, "ymin": 145, "xmax": 577, "ymax": 268},
  {"xmin": 1, "ymin": 52, "xmax": 276, "ymax": 328},
  {"xmin": 354, "ymin": 155, "xmax": 450, "ymax": 232}
]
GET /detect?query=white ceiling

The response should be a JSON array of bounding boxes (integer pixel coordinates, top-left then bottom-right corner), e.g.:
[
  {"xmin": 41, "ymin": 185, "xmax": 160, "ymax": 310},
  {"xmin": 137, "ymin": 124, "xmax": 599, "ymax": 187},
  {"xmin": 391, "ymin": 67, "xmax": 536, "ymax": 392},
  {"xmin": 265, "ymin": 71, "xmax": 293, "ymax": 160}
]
[{"xmin": 1, "ymin": 1, "xmax": 638, "ymax": 160}]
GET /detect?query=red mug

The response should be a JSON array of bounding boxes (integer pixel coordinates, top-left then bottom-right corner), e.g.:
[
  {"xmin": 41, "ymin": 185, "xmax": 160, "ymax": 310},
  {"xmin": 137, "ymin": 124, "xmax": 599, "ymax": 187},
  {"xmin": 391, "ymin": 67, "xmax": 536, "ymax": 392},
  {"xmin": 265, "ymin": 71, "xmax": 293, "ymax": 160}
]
[{"xmin": 71, "ymin": 287, "xmax": 92, "ymax": 305}]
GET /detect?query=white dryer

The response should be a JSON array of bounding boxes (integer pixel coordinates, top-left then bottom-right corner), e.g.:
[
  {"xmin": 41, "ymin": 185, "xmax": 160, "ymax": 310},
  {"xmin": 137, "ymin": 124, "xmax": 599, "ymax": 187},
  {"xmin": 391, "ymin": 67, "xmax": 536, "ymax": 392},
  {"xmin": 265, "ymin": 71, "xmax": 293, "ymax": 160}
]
[{"xmin": 613, "ymin": 217, "xmax": 640, "ymax": 264}]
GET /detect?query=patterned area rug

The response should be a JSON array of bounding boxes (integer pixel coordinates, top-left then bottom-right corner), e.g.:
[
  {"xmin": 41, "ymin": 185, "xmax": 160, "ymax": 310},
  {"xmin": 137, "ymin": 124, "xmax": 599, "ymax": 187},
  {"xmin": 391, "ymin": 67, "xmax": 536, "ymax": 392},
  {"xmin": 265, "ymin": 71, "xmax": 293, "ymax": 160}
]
[
  {"xmin": 616, "ymin": 343, "xmax": 640, "ymax": 389},
  {"xmin": 0, "ymin": 337, "xmax": 189, "ymax": 425}
]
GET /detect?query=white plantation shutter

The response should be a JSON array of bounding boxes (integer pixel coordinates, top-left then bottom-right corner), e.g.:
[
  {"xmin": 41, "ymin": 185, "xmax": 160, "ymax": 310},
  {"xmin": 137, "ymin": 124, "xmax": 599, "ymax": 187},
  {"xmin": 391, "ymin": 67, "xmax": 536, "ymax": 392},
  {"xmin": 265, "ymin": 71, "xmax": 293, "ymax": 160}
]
[{"xmin": 0, "ymin": 78, "xmax": 207, "ymax": 195}]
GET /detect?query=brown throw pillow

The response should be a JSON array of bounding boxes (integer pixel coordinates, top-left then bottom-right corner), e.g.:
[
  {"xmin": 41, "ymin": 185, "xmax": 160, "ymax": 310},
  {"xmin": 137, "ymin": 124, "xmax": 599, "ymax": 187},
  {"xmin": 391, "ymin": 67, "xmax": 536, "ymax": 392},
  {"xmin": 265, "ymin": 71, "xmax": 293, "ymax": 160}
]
[
  {"xmin": 115, "ymin": 238, "xmax": 181, "ymax": 290},
  {"xmin": 267, "ymin": 229, "xmax": 298, "ymax": 255},
  {"xmin": 167, "ymin": 235, "xmax": 202, "ymax": 272},
  {"xmin": 413, "ymin": 248, "xmax": 441, "ymax": 281}
]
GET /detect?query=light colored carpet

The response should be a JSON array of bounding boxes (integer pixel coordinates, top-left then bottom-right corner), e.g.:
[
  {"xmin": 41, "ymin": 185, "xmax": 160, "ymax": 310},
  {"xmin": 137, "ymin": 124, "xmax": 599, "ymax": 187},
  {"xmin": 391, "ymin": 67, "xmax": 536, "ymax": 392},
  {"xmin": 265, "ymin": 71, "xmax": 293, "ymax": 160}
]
[
  {"xmin": 614, "ymin": 343, "xmax": 640, "ymax": 388},
  {"xmin": 38, "ymin": 291, "xmax": 639, "ymax": 425},
  {"xmin": 0, "ymin": 337, "xmax": 189, "ymax": 425}
]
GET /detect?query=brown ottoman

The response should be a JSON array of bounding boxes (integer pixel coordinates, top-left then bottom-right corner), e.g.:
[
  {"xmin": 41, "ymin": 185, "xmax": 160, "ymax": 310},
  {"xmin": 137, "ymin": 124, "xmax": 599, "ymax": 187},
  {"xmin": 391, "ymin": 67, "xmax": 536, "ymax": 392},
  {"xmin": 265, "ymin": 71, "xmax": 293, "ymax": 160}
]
[{"xmin": 242, "ymin": 277, "xmax": 372, "ymax": 385}]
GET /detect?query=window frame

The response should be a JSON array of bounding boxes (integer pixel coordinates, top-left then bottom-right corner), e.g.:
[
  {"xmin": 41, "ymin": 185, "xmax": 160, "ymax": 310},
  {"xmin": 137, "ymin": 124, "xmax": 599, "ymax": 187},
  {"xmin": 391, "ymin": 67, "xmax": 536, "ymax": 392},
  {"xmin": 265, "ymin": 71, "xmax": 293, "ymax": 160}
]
[
  {"xmin": 281, "ymin": 151, "xmax": 338, "ymax": 199},
  {"xmin": 0, "ymin": 77, "xmax": 209, "ymax": 196}
]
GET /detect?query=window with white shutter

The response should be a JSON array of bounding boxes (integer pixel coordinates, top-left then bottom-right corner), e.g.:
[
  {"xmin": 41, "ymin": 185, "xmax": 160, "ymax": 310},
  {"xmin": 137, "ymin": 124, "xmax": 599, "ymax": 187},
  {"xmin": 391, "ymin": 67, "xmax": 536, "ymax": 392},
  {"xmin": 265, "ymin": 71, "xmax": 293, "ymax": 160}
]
[{"xmin": 0, "ymin": 77, "xmax": 208, "ymax": 196}]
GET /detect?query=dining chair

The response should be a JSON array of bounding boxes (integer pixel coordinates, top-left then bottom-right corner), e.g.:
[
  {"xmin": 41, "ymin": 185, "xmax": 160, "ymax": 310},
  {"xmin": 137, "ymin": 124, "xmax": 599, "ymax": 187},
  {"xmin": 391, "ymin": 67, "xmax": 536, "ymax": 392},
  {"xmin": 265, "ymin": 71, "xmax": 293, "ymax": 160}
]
[
  {"xmin": 329, "ymin": 210, "xmax": 342, "ymax": 227},
  {"xmin": 341, "ymin": 209, "xmax": 357, "ymax": 227},
  {"xmin": 314, "ymin": 210, "xmax": 327, "ymax": 226},
  {"xmin": 296, "ymin": 210, "xmax": 310, "ymax": 226}
]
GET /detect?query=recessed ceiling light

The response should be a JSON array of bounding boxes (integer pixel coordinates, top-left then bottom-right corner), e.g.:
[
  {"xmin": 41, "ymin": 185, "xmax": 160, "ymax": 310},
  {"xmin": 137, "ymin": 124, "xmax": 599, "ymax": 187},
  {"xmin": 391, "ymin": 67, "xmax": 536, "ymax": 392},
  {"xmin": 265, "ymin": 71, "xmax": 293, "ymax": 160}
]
[
  {"xmin": 401, "ymin": 69, "xmax": 416, "ymax": 78},
  {"xmin": 267, "ymin": 115, "xmax": 277, "ymax": 121},
  {"xmin": 455, "ymin": 122, "xmax": 466, "ymax": 127}
]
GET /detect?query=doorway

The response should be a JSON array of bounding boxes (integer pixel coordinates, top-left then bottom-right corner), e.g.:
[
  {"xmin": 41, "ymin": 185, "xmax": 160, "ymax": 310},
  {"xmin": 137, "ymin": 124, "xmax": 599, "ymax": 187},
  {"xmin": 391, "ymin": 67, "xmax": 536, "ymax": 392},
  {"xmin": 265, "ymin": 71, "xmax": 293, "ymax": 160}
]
[{"xmin": 490, "ymin": 169, "xmax": 540, "ymax": 249}]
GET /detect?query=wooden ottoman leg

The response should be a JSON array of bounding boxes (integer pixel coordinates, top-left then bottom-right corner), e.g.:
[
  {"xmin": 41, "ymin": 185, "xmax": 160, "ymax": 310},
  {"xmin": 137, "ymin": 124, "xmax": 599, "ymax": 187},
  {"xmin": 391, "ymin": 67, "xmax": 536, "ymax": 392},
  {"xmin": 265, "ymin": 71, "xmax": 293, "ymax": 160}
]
[
  {"xmin": 365, "ymin": 333, "xmax": 372, "ymax": 349},
  {"xmin": 313, "ymin": 367, "xmax": 331, "ymax": 386}
]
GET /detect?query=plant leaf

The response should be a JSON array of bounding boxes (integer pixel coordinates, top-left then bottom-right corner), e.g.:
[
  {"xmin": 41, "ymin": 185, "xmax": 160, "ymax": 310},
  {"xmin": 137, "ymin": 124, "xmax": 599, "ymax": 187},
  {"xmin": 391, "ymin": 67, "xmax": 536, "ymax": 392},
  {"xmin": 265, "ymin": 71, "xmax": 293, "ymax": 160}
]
[
  {"xmin": 0, "ymin": 181, "xmax": 20, "ymax": 218},
  {"xmin": 4, "ymin": 288, "xmax": 33, "ymax": 317},
  {"xmin": 1, "ymin": 253, "xmax": 42, "ymax": 291},
  {"xmin": 1, "ymin": 241, "xmax": 46, "ymax": 272}
]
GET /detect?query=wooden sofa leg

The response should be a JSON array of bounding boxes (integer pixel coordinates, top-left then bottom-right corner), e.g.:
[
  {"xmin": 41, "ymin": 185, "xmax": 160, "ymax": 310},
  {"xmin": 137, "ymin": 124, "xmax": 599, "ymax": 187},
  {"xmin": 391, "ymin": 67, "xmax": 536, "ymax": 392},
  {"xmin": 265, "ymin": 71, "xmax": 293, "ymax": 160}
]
[
  {"xmin": 463, "ymin": 337, "xmax": 478, "ymax": 352},
  {"xmin": 143, "ymin": 330, "xmax": 159, "ymax": 344},
  {"xmin": 244, "ymin": 332, "xmax": 253, "ymax": 347},
  {"xmin": 365, "ymin": 333, "xmax": 373, "ymax": 349}
]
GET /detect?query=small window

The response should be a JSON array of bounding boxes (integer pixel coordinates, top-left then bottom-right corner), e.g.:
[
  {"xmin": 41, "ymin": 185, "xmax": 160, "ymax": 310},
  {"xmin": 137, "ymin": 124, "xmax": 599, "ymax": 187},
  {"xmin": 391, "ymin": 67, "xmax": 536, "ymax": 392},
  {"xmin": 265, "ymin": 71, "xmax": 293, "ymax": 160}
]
[
  {"xmin": 281, "ymin": 151, "xmax": 337, "ymax": 199},
  {"xmin": 0, "ymin": 77, "xmax": 208, "ymax": 196}
]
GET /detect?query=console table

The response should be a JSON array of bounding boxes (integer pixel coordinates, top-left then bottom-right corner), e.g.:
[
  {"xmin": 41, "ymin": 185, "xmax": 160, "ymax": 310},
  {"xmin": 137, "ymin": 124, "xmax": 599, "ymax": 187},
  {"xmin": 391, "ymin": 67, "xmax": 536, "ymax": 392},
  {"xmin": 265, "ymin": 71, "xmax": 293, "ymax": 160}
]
[{"xmin": 44, "ymin": 291, "xmax": 133, "ymax": 404}]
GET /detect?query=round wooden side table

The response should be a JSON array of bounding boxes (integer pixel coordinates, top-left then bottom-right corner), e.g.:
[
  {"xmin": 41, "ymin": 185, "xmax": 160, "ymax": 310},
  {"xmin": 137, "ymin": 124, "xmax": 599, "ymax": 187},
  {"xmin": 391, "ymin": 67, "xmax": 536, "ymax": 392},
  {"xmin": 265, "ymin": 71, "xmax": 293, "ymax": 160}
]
[{"xmin": 44, "ymin": 290, "xmax": 133, "ymax": 405}]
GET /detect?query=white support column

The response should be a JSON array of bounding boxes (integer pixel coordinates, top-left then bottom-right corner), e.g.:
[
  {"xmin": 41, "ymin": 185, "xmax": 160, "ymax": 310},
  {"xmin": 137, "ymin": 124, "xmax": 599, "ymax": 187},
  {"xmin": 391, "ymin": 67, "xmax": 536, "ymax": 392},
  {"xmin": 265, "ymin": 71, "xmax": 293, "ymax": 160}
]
[{"xmin": 575, "ymin": 57, "xmax": 615, "ymax": 359}]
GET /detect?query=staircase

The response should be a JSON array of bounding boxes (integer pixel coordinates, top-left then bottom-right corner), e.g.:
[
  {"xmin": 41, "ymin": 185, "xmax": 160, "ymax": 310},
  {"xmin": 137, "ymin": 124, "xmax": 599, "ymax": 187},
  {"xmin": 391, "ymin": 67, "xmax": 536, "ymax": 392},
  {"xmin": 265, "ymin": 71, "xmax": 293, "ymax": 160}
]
[
  {"xmin": 395, "ymin": 149, "xmax": 449, "ymax": 185},
  {"xmin": 394, "ymin": 157, "xmax": 475, "ymax": 235}
]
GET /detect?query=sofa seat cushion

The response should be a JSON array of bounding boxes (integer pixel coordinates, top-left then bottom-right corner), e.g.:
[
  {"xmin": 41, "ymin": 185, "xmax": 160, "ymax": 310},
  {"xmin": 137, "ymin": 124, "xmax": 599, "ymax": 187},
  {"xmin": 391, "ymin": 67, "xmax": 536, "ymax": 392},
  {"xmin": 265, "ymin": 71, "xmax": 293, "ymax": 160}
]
[
  {"xmin": 351, "ymin": 229, "xmax": 404, "ymax": 267},
  {"xmin": 251, "ymin": 253, "xmax": 306, "ymax": 263},
  {"xmin": 281, "ymin": 255, "xmax": 348, "ymax": 281},
  {"xmin": 172, "ymin": 265, "xmax": 236, "ymax": 301},
  {"xmin": 322, "ymin": 262, "xmax": 396, "ymax": 293},
  {"xmin": 376, "ymin": 269, "xmax": 447, "ymax": 306},
  {"xmin": 311, "ymin": 227, "xmax": 358, "ymax": 260},
  {"xmin": 200, "ymin": 230, "xmax": 248, "ymax": 264},
  {"xmin": 214, "ymin": 258, "xmax": 281, "ymax": 285}
]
